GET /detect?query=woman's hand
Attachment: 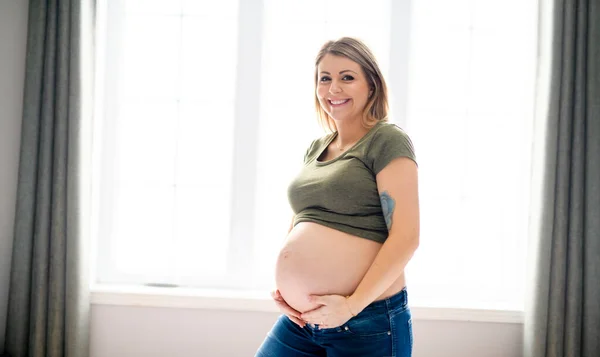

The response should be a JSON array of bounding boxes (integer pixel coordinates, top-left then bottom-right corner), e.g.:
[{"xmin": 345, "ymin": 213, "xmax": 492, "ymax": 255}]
[
  {"xmin": 300, "ymin": 294, "xmax": 356, "ymax": 329},
  {"xmin": 271, "ymin": 289, "xmax": 306, "ymax": 328}
]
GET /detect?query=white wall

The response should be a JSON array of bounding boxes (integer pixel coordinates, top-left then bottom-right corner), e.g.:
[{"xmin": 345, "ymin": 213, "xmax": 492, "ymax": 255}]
[
  {"xmin": 0, "ymin": 0, "xmax": 28, "ymax": 352},
  {"xmin": 0, "ymin": 1, "xmax": 523, "ymax": 356},
  {"xmin": 91, "ymin": 304, "xmax": 523, "ymax": 357}
]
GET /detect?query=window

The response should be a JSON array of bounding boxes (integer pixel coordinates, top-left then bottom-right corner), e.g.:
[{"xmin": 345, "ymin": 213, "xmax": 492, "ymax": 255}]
[
  {"xmin": 405, "ymin": 0, "xmax": 537, "ymax": 310},
  {"xmin": 93, "ymin": 0, "xmax": 239, "ymax": 287},
  {"xmin": 93, "ymin": 0, "xmax": 537, "ymax": 310}
]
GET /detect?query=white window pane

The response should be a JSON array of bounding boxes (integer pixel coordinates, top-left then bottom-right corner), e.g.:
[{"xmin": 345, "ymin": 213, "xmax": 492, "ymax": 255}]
[
  {"xmin": 406, "ymin": 0, "xmax": 536, "ymax": 309},
  {"xmin": 176, "ymin": 101, "xmax": 234, "ymax": 185},
  {"xmin": 124, "ymin": 0, "xmax": 181, "ymax": 15},
  {"xmin": 180, "ymin": 5, "xmax": 238, "ymax": 100},
  {"xmin": 408, "ymin": 25, "xmax": 470, "ymax": 112},
  {"xmin": 472, "ymin": 0, "xmax": 535, "ymax": 30},
  {"xmin": 111, "ymin": 183, "xmax": 174, "ymax": 279},
  {"xmin": 407, "ymin": 198, "xmax": 507, "ymax": 308},
  {"xmin": 181, "ymin": 0, "xmax": 237, "ymax": 16},
  {"xmin": 97, "ymin": 0, "xmax": 238, "ymax": 287},
  {"xmin": 408, "ymin": 197, "xmax": 465, "ymax": 284},
  {"xmin": 412, "ymin": 0, "xmax": 471, "ymax": 27},
  {"xmin": 113, "ymin": 99, "xmax": 178, "ymax": 185},
  {"xmin": 265, "ymin": 0, "xmax": 323, "ymax": 21},
  {"xmin": 118, "ymin": 15, "xmax": 180, "ymax": 98},
  {"xmin": 469, "ymin": 30, "xmax": 524, "ymax": 114},
  {"xmin": 173, "ymin": 100, "xmax": 233, "ymax": 285},
  {"xmin": 173, "ymin": 185, "xmax": 229, "ymax": 284},
  {"xmin": 408, "ymin": 111, "xmax": 468, "ymax": 199}
]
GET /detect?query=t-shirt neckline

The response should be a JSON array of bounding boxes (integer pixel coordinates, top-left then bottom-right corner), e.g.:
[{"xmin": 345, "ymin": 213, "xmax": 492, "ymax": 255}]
[{"xmin": 315, "ymin": 121, "xmax": 384, "ymax": 166}]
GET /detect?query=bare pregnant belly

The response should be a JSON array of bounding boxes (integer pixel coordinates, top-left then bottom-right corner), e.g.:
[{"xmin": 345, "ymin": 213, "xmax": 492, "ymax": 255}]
[{"xmin": 275, "ymin": 222, "xmax": 405, "ymax": 313}]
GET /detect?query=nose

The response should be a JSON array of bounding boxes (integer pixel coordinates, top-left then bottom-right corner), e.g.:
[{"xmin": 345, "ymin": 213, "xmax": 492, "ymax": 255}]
[{"xmin": 329, "ymin": 79, "xmax": 342, "ymax": 94}]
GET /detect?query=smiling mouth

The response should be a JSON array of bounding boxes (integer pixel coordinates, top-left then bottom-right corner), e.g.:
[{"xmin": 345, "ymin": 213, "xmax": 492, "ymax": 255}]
[{"xmin": 328, "ymin": 99, "xmax": 350, "ymax": 106}]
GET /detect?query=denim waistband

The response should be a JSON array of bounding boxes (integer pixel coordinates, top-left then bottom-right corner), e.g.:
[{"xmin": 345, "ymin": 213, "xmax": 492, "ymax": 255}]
[
  {"xmin": 359, "ymin": 286, "xmax": 408, "ymax": 315},
  {"xmin": 304, "ymin": 287, "xmax": 409, "ymax": 333}
]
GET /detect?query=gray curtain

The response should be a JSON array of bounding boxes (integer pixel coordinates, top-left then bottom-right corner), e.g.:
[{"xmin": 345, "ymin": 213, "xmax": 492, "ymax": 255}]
[
  {"xmin": 4, "ymin": 1, "xmax": 95, "ymax": 357},
  {"xmin": 524, "ymin": 0, "xmax": 600, "ymax": 356}
]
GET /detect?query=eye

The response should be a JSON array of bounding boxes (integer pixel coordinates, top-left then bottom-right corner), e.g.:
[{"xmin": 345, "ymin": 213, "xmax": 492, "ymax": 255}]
[
  {"xmin": 320, "ymin": 76, "xmax": 331, "ymax": 82},
  {"xmin": 342, "ymin": 75, "xmax": 354, "ymax": 81}
]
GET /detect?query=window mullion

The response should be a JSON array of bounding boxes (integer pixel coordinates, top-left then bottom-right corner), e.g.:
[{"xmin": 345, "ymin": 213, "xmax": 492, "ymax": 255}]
[
  {"xmin": 226, "ymin": 0, "xmax": 265, "ymax": 289},
  {"xmin": 389, "ymin": 0, "xmax": 413, "ymax": 129}
]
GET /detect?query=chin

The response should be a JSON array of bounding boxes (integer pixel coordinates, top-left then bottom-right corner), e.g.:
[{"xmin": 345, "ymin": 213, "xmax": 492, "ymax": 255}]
[{"xmin": 329, "ymin": 114, "xmax": 355, "ymax": 123}]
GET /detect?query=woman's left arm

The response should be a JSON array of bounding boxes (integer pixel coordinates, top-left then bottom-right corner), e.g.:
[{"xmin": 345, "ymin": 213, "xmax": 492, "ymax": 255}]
[
  {"xmin": 347, "ymin": 156, "xmax": 420, "ymax": 315},
  {"xmin": 301, "ymin": 157, "xmax": 419, "ymax": 326}
]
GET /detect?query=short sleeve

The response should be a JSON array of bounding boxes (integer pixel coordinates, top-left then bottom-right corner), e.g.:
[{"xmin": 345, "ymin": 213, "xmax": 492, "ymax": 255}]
[
  {"xmin": 367, "ymin": 125, "xmax": 417, "ymax": 174},
  {"xmin": 303, "ymin": 139, "xmax": 317, "ymax": 164}
]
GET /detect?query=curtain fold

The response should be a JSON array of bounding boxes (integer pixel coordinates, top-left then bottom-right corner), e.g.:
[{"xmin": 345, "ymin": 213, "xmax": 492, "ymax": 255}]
[
  {"xmin": 4, "ymin": 1, "xmax": 95, "ymax": 356},
  {"xmin": 525, "ymin": 0, "xmax": 600, "ymax": 356}
]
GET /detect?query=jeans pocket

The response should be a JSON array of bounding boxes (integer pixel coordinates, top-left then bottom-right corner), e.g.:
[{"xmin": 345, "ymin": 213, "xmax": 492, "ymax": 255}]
[{"xmin": 342, "ymin": 312, "xmax": 392, "ymax": 339}]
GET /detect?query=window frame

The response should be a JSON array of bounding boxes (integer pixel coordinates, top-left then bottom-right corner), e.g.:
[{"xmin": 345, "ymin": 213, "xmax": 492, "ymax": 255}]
[{"xmin": 91, "ymin": 0, "xmax": 535, "ymax": 314}]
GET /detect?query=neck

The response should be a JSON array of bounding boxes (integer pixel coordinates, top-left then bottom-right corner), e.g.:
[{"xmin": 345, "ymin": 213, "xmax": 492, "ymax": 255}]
[{"xmin": 334, "ymin": 118, "xmax": 369, "ymax": 149}]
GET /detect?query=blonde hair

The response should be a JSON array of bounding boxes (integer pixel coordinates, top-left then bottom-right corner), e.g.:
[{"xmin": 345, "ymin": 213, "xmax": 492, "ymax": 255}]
[{"xmin": 314, "ymin": 37, "xmax": 389, "ymax": 133}]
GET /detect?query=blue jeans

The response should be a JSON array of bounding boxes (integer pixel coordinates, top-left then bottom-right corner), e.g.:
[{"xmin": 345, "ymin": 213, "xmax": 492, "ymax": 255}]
[{"xmin": 255, "ymin": 288, "xmax": 413, "ymax": 357}]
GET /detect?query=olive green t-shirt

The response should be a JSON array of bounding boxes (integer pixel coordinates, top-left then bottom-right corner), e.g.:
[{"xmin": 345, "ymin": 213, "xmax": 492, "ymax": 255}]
[{"xmin": 287, "ymin": 121, "xmax": 417, "ymax": 244}]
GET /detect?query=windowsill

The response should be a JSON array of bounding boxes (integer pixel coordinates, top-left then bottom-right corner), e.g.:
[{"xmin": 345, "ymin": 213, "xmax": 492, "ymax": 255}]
[{"xmin": 91, "ymin": 284, "xmax": 524, "ymax": 324}]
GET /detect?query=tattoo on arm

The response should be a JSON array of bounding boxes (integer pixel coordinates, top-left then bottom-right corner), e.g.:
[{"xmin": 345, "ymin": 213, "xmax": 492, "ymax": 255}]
[{"xmin": 380, "ymin": 191, "xmax": 395, "ymax": 231}]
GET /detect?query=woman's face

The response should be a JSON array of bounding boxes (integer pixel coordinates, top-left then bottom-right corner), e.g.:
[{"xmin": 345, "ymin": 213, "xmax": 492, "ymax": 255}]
[{"xmin": 316, "ymin": 54, "xmax": 371, "ymax": 124}]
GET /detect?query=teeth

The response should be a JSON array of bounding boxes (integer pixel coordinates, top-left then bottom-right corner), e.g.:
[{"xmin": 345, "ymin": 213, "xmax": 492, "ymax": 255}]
[{"xmin": 330, "ymin": 99, "xmax": 349, "ymax": 105}]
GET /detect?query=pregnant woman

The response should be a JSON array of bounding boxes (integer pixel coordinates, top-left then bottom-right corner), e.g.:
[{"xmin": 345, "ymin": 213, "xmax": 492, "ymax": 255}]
[{"xmin": 255, "ymin": 37, "xmax": 420, "ymax": 357}]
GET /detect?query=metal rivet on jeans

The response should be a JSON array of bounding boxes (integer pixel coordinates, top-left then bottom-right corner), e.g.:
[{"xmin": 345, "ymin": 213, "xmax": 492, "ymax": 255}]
[
  {"xmin": 387, "ymin": 331, "xmax": 391, "ymax": 335},
  {"xmin": 344, "ymin": 326, "xmax": 349, "ymax": 331}
]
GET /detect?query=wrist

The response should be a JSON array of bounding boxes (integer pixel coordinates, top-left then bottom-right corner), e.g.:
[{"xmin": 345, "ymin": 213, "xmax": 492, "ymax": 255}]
[{"xmin": 346, "ymin": 294, "xmax": 366, "ymax": 317}]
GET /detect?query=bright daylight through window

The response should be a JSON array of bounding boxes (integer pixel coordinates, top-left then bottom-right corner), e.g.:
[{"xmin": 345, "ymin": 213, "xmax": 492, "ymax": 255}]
[{"xmin": 92, "ymin": 0, "xmax": 537, "ymax": 311}]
